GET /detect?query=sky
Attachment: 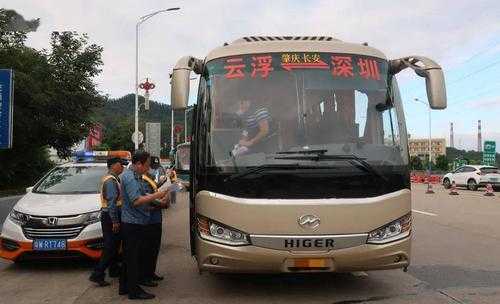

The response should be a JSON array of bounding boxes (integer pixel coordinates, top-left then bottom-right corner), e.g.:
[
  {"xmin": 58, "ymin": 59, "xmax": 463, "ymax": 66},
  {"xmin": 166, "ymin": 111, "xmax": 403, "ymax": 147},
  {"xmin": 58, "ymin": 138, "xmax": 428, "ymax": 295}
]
[{"xmin": 2, "ymin": 0, "xmax": 500, "ymax": 151}]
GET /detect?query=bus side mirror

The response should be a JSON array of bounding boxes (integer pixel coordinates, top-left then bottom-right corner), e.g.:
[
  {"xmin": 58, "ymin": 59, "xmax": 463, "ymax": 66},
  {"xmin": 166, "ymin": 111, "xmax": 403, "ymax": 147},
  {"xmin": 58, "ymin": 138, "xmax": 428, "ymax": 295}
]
[
  {"xmin": 171, "ymin": 56, "xmax": 203, "ymax": 110},
  {"xmin": 389, "ymin": 56, "xmax": 447, "ymax": 110}
]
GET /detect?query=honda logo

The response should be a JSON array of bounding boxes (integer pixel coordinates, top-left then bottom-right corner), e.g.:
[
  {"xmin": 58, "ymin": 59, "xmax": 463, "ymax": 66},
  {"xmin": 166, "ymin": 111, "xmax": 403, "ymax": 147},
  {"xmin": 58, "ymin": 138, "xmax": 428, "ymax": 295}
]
[
  {"xmin": 46, "ymin": 217, "xmax": 58, "ymax": 226},
  {"xmin": 298, "ymin": 214, "xmax": 321, "ymax": 229}
]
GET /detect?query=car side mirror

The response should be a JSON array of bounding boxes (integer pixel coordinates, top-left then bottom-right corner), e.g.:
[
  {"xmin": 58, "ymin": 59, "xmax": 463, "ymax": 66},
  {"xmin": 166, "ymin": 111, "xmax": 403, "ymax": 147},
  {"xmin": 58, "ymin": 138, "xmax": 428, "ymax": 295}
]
[
  {"xmin": 26, "ymin": 186, "xmax": 34, "ymax": 193},
  {"xmin": 389, "ymin": 56, "xmax": 447, "ymax": 110}
]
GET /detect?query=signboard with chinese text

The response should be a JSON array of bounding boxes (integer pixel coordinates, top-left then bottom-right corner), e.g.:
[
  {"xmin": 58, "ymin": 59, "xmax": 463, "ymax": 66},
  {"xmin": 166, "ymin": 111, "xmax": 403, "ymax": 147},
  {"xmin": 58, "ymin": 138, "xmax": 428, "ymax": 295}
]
[
  {"xmin": 145, "ymin": 122, "xmax": 161, "ymax": 157},
  {"xmin": 483, "ymin": 141, "xmax": 496, "ymax": 166},
  {"xmin": 207, "ymin": 52, "xmax": 387, "ymax": 90},
  {"xmin": 0, "ymin": 69, "xmax": 14, "ymax": 149}
]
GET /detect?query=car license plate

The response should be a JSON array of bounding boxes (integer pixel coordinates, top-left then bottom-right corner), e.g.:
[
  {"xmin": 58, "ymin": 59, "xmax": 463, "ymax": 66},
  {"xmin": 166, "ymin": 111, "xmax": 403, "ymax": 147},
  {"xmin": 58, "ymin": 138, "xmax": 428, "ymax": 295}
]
[{"xmin": 33, "ymin": 239, "xmax": 67, "ymax": 251}]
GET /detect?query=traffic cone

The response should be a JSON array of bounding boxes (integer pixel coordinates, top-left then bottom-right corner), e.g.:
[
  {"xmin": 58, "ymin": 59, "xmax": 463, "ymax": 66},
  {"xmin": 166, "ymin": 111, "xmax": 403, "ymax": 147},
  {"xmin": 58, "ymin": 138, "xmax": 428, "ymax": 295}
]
[
  {"xmin": 484, "ymin": 183, "xmax": 495, "ymax": 196},
  {"xmin": 426, "ymin": 182, "xmax": 435, "ymax": 194},
  {"xmin": 449, "ymin": 181, "xmax": 459, "ymax": 195}
]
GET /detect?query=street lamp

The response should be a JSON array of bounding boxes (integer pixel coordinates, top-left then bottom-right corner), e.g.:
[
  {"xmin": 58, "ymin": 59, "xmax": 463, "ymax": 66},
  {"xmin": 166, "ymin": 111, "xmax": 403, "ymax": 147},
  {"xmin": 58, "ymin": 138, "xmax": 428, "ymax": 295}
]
[
  {"xmin": 414, "ymin": 97, "xmax": 433, "ymax": 193},
  {"xmin": 134, "ymin": 7, "xmax": 180, "ymax": 151}
]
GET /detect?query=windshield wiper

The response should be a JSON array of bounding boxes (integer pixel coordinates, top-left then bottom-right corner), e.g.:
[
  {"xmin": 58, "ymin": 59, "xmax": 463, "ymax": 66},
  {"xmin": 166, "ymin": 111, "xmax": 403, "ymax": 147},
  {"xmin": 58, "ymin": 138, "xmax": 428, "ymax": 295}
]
[
  {"xmin": 274, "ymin": 153, "xmax": 390, "ymax": 186},
  {"xmin": 275, "ymin": 149, "xmax": 328, "ymax": 155},
  {"xmin": 225, "ymin": 163, "xmax": 303, "ymax": 182}
]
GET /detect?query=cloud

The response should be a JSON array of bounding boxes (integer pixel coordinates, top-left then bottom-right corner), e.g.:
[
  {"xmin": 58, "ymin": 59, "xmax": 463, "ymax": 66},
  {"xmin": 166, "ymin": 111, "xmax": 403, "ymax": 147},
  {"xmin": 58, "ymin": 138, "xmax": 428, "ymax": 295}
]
[
  {"xmin": 464, "ymin": 95, "xmax": 500, "ymax": 109},
  {"xmin": 3, "ymin": 0, "xmax": 500, "ymax": 104}
]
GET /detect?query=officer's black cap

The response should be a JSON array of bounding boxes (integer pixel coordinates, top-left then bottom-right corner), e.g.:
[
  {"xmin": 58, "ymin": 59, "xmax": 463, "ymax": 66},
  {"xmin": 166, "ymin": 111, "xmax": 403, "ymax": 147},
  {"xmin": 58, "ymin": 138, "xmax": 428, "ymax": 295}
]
[{"xmin": 107, "ymin": 157, "xmax": 129, "ymax": 168}]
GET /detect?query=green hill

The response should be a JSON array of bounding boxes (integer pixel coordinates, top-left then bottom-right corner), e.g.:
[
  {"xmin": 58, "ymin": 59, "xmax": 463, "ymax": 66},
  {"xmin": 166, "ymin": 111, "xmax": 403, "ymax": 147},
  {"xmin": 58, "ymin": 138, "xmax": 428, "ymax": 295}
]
[{"xmin": 95, "ymin": 94, "xmax": 192, "ymax": 156}]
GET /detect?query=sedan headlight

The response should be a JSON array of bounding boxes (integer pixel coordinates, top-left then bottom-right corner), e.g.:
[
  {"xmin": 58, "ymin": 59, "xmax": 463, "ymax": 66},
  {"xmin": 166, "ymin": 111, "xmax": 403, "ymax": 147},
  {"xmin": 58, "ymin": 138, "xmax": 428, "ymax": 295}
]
[
  {"xmin": 367, "ymin": 213, "xmax": 412, "ymax": 244},
  {"xmin": 9, "ymin": 210, "xmax": 30, "ymax": 226},
  {"xmin": 84, "ymin": 211, "xmax": 101, "ymax": 225},
  {"xmin": 197, "ymin": 216, "xmax": 249, "ymax": 246}
]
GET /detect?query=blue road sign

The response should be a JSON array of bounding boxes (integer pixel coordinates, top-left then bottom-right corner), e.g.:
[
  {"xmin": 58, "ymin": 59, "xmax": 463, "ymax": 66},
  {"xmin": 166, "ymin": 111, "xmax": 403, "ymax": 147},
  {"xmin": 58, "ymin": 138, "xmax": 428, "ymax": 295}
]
[{"xmin": 0, "ymin": 69, "xmax": 14, "ymax": 149}]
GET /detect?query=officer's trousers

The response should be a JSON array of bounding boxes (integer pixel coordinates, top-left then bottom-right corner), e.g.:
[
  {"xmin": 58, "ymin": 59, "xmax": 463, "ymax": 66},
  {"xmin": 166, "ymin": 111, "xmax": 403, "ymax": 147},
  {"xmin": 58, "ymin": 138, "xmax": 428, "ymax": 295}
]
[
  {"xmin": 92, "ymin": 211, "xmax": 121, "ymax": 279},
  {"xmin": 119, "ymin": 223, "xmax": 147, "ymax": 295},
  {"xmin": 142, "ymin": 223, "xmax": 162, "ymax": 280}
]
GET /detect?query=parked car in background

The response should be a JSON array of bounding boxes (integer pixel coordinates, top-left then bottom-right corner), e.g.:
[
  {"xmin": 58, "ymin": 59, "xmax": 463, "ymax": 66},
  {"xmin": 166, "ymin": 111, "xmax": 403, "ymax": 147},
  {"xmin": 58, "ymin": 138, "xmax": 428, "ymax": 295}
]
[{"xmin": 442, "ymin": 165, "xmax": 500, "ymax": 191}]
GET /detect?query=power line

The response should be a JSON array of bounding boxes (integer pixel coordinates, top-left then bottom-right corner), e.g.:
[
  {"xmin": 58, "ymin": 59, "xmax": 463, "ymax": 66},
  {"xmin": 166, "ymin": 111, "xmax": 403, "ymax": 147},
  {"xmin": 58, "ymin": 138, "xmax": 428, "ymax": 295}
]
[
  {"xmin": 446, "ymin": 58, "xmax": 500, "ymax": 87},
  {"xmin": 403, "ymin": 38, "xmax": 500, "ymax": 95}
]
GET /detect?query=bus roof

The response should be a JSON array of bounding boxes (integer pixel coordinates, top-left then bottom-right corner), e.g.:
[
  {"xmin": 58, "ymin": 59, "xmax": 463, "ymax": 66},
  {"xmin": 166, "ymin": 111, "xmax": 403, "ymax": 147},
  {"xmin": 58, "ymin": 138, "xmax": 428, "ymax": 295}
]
[{"xmin": 206, "ymin": 36, "xmax": 387, "ymax": 62}]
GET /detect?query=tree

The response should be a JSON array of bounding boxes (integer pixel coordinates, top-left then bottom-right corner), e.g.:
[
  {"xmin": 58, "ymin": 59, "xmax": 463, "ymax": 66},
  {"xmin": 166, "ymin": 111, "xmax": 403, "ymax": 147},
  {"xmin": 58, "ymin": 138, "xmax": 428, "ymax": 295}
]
[
  {"xmin": 410, "ymin": 156, "xmax": 423, "ymax": 170},
  {"xmin": 0, "ymin": 9, "xmax": 104, "ymax": 189},
  {"xmin": 435, "ymin": 155, "xmax": 449, "ymax": 171}
]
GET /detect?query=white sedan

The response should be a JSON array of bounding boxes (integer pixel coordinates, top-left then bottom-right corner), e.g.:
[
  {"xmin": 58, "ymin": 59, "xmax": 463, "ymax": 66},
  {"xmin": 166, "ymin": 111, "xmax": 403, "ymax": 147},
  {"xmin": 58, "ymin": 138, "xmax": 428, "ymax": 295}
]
[{"xmin": 442, "ymin": 165, "xmax": 500, "ymax": 191}]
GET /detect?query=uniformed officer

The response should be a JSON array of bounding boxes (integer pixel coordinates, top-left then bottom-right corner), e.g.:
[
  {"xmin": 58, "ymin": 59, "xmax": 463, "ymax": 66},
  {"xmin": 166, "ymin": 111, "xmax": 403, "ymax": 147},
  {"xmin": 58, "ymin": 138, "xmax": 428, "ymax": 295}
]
[
  {"xmin": 141, "ymin": 169, "xmax": 168, "ymax": 284},
  {"xmin": 119, "ymin": 151, "xmax": 168, "ymax": 300},
  {"xmin": 89, "ymin": 157, "xmax": 128, "ymax": 287}
]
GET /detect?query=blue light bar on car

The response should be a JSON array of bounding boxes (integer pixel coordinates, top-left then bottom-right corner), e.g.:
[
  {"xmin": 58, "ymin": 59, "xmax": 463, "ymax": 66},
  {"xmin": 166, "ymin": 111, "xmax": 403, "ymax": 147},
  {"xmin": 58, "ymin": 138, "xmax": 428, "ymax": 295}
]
[{"xmin": 73, "ymin": 150, "xmax": 131, "ymax": 163}]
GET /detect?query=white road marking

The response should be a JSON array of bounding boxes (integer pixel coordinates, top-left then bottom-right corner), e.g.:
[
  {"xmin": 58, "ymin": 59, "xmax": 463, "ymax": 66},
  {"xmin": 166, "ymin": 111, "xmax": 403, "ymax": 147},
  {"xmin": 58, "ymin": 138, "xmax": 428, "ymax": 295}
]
[
  {"xmin": 350, "ymin": 271, "xmax": 369, "ymax": 277},
  {"xmin": 412, "ymin": 209, "xmax": 437, "ymax": 217}
]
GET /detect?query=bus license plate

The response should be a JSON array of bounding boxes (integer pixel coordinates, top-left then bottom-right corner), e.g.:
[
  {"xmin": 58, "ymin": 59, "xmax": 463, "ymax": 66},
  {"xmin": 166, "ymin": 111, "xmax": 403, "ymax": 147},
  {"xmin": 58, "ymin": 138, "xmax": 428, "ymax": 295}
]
[
  {"xmin": 33, "ymin": 239, "xmax": 67, "ymax": 251},
  {"xmin": 293, "ymin": 258, "xmax": 327, "ymax": 268}
]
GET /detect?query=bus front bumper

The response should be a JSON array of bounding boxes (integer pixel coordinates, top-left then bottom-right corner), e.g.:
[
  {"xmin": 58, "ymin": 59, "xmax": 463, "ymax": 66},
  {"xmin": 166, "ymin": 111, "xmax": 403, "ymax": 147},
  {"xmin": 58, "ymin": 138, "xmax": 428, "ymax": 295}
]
[{"xmin": 196, "ymin": 235, "xmax": 410, "ymax": 273}]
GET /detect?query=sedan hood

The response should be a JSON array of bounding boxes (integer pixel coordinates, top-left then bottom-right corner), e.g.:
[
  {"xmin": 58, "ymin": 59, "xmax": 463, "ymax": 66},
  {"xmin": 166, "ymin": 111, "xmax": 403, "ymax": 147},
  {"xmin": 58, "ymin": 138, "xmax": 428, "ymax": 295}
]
[{"xmin": 14, "ymin": 192, "xmax": 100, "ymax": 216}]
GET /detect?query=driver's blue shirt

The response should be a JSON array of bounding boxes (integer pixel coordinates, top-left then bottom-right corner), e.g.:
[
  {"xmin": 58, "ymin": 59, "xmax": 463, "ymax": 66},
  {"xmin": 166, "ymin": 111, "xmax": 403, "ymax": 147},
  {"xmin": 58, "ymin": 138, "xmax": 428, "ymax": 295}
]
[{"xmin": 120, "ymin": 168, "xmax": 150, "ymax": 225}]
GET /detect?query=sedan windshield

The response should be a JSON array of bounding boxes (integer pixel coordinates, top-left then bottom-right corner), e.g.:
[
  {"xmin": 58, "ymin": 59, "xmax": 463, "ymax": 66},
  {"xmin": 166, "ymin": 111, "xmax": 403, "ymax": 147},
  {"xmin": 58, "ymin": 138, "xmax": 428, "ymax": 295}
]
[
  {"xmin": 34, "ymin": 166, "xmax": 107, "ymax": 194},
  {"xmin": 204, "ymin": 52, "xmax": 407, "ymax": 172}
]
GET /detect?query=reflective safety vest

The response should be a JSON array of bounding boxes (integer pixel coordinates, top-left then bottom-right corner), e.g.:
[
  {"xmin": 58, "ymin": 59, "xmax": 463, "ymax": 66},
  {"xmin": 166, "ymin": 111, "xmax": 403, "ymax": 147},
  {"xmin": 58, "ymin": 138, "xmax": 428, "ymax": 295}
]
[
  {"xmin": 170, "ymin": 170, "xmax": 177, "ymax": 182},
  {"xmin": 100, "ymin": 174, "xmax": 122, "ymax": 208},
  {"xmin": 142, "ymin": 174, "xmax": 158, "ymax": 193}
]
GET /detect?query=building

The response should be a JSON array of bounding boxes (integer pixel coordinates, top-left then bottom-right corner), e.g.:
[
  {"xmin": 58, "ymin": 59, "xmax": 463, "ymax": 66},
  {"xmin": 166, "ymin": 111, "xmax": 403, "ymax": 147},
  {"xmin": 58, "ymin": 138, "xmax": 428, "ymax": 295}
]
[{"xmin": 408, "ymin": 138, "xmax": 446, "ymax": 161}]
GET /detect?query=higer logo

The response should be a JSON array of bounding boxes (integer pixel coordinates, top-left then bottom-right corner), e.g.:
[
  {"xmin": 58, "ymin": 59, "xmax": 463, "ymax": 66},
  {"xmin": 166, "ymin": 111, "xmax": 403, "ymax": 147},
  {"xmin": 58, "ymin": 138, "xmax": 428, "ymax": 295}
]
[{"xmin": 298, "ymin": 214, "xmax": 321, "ymax": 229}]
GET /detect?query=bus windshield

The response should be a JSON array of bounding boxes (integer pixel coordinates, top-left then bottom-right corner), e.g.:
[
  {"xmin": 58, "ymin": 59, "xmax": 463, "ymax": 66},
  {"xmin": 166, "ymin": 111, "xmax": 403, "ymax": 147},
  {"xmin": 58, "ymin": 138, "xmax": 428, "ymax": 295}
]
[{"xmin": 204, "ymin": 52, "xmax": 407, "ymax": 173}]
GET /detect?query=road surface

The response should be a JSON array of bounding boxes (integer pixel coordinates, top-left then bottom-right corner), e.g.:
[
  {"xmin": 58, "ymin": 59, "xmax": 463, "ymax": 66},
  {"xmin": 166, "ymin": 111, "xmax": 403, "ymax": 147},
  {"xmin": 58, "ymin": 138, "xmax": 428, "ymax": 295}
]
[{"xmin": 0, "ymin": 185, "xmax": 499, "ymax": 303}]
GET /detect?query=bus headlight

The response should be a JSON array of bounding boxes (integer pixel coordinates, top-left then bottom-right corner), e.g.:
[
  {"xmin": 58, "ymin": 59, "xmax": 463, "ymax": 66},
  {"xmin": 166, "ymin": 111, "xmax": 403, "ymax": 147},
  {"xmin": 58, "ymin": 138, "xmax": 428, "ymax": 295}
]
[
  {"xmin": 197, "ymin": 216, "xmax": 249, "ymax": 246},
  {"xmin": 367, "ymin": 213, "xmax": 412, "ymax": 244},
  {"xmin": 9, "ymin": 210, "xmax": 30, "ymax": 226}
]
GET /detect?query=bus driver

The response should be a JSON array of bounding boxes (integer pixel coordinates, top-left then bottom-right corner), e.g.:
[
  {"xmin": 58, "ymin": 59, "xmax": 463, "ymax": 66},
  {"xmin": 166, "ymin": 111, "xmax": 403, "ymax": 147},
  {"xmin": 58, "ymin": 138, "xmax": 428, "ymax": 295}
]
[{"xmin": 232, "ymin": 99, "xmax": 275, "ymax": 156}]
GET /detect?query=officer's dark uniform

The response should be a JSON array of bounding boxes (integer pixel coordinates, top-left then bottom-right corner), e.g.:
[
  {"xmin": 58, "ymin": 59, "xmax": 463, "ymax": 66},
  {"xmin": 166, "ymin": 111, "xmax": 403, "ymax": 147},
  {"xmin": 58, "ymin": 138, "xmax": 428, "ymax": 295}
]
[
  {"xmin": 119, "ymin": 168, "xmax": 152, "ymax": 297},
  {"xmin": 89, "ymin": 170, "xmax": 123, "ymax": 285},
  {"xmin": 141, "ymin": 174, "xmax": 164, "ymax": 282}
]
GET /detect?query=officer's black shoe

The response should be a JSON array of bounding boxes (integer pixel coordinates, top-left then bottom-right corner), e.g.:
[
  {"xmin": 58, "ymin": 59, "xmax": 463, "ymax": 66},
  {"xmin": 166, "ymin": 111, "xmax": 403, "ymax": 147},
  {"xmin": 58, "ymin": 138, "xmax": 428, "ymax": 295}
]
[
  {"xmin": 89, "ymin": 274, "xmax": 110, "ymax": 287},
  {"xmin": 151, "ymin": 273, "xmax": 164, "ymax": 281},
  {"xmin": 128, "ymin": 291, "xmax": 155, "ymax": 300},
  {"xmin": 109, "ymin": 268, "xmax": 121, "ymax": 278},
  {"xmin": 139, "ymin": 280, "xmax": 158, "ymax": 287},
  {"xmin": 119, "ymin": 289, "xmax": 128, "ymax": 295}
]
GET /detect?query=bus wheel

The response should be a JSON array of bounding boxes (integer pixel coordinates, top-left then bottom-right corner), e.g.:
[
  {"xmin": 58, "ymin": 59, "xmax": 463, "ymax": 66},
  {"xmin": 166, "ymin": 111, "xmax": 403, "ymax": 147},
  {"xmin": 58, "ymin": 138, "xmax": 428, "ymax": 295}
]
[{"xmin": 467, "ymin": 179, "xmax": 478, "ymax": 191}]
